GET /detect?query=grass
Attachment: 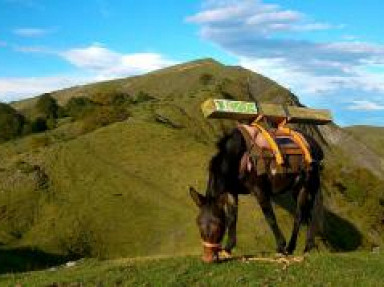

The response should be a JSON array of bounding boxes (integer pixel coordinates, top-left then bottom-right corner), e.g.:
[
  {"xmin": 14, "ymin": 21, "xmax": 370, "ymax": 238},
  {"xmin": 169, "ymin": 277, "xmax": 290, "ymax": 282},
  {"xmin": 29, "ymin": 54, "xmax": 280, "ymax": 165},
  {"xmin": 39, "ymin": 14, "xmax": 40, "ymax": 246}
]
[
  {"xmin": 1, "ymin": 252, "xmax": 384, "ymax": 286},
  {"xmin": 345, "ymin": 125, "xmax": 384, "ymax": 159}
]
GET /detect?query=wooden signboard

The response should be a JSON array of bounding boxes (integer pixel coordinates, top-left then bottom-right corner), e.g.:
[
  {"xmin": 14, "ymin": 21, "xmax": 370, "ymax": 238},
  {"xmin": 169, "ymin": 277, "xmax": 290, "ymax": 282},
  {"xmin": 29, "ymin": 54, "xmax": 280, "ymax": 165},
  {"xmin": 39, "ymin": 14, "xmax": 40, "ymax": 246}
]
[
  {"xmin": 201, "ymin": 98, "xmax": 332, "ymax": 125},
  {"xmin": 201, "ymin": 98, "xmax": 259, "ymax": 120}
]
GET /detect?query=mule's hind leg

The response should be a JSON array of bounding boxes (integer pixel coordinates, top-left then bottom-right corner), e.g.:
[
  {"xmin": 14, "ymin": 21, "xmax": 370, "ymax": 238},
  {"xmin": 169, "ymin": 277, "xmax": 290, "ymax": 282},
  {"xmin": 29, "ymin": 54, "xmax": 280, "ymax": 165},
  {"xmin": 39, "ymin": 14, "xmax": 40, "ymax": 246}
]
[
  {"xmin": 287, "ymin": 187, "xmax": 306, "ymax": 254},
  {"xmin": 287, "ymin": 185, "xmax": 317, "ymax": 254},
  {"xmin": 253, "ymin": 188, "xmax": 286, "ymax": 254},
  {"xmin": 304, "ymin": 208, "xmax": 316, "ymax": 253},
  {"xmin": 224, "ymin": 194, "xmax": 238, "ymax": 254},
  {"xmin": 304, "ymin": 171, "xmax": 320, "ymax": 253}
]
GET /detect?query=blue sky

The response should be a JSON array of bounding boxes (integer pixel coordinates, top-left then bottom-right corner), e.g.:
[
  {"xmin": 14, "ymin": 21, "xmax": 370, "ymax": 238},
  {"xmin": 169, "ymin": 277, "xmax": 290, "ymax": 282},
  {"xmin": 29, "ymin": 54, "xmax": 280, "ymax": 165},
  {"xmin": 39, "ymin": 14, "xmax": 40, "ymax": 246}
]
[{"xmin": 1, "ymin": 0, "xmax": 384, "ymax": 126}]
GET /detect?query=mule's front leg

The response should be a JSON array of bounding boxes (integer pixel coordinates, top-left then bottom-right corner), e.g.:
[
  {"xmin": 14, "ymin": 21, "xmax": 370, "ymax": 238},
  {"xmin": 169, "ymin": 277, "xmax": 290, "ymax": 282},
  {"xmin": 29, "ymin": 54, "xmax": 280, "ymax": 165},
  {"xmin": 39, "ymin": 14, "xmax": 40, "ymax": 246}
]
[
  {"xmin": 254, "ymin": 191, "xmax": 286, "ymax": 254},
  {"xmin": 223, "ymin": 194, "xmax": 238, "ymax": 254}
]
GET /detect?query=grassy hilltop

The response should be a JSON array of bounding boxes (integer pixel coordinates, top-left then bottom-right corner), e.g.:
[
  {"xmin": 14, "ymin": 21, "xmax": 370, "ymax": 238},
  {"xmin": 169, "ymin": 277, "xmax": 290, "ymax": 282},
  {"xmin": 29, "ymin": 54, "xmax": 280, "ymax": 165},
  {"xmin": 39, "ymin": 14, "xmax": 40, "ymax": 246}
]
[{"xmin": 0, "ymin": 59, "xmax": 383, "ymax": 274}]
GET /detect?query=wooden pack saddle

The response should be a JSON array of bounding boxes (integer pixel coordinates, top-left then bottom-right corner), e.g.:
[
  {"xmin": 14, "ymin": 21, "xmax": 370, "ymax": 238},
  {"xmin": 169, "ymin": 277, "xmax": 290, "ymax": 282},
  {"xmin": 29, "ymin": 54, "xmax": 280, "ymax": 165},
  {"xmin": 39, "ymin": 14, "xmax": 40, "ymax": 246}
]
[{"xmin": 237, "ymin": 123, "xmax": 312, "ymax": 176}]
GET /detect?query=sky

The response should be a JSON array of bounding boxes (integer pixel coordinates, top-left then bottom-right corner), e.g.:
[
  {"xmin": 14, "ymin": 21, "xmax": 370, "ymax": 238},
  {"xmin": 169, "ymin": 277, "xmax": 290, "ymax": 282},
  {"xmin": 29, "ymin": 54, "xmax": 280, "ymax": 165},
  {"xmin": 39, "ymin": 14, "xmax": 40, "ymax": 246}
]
[{"xmin": 0, "ymin": 0, "xmax": 384, "ymax": 126}]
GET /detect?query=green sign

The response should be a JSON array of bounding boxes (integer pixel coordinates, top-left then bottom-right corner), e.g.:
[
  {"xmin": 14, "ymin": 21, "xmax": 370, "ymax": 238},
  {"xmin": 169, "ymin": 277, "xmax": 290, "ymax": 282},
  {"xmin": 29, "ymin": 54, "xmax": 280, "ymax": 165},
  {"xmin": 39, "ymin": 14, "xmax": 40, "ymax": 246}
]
[{"xmin": 214, "ymin": 99, "xmax": 257, "ymax": 114}]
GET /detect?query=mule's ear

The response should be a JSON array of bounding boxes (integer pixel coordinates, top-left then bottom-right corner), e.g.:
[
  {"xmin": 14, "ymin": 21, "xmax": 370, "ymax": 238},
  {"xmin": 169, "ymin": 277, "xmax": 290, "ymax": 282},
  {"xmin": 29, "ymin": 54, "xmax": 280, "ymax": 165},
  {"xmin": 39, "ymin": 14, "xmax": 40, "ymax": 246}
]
[{"xmin": 189, "ymin": 186, "xmax": 205, "ymax": 207}]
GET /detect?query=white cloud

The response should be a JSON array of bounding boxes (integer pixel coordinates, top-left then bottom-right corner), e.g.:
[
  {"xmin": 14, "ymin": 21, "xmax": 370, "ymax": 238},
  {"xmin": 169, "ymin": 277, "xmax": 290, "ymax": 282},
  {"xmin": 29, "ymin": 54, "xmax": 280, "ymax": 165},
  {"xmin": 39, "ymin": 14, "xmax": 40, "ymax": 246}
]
[
  {"xmin": 60, "ymin": 44, "xmax": 121, "ymax": 71},
  {"xmin": 187, "ymin": 0, "xmax": 384, "ymax": 103},
  {"xmin": 0, "ymin": 44, "xmax": 177, "ymax": 102},
  {"xmin": 0, "ymin": 75, "xmax": 93, "ymax": 102},
  {"xmin": 60, "ymin": 44, "xmax": 176, "ymax": 78},
  {"xmin": 347, "ymin": 100, "xmax": 384, "ymax": 111},
  {"xmin": 187, "ymin": 0, "xmax": 334, "ymax": 34},
  {"xmin": 13, "ymin": 27, "xmax": 52, "ymax": 37},
  {"xmin": 240, "ymin": 57, "xmax": 384, "ymax": 95}
]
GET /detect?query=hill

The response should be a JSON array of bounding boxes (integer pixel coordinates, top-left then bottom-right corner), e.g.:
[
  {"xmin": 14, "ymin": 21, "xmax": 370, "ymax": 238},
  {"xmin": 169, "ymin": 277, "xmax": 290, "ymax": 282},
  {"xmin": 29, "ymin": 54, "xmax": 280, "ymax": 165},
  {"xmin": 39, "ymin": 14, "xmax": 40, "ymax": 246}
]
[{"xmin": 0, "ymin": 59, "xmax": 383, "ymax": 270}]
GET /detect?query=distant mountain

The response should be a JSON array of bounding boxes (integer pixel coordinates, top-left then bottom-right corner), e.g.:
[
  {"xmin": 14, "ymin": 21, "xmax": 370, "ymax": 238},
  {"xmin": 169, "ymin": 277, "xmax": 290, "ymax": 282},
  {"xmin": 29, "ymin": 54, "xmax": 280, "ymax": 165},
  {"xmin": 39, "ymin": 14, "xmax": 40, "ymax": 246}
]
[{"xmin": 1, "ymin": 59, "xmax": 383, "ymax": 262}]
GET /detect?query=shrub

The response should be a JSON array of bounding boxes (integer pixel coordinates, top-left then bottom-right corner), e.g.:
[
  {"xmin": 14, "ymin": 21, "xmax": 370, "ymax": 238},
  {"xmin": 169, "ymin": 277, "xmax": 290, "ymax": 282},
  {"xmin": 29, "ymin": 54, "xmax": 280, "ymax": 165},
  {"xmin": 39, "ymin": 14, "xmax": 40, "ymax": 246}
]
[
  {"xmin": 132, "ymin": 91, "xmax": 154, "ymax": 104},
  {"xmin": 109, "ymin": 93, "xmax": 132, "ymax": 106},
  {"xmin": 80, "ymin": 106, "xmax": 130, "ymax": 134},
  {"xmin": 64, "ymin": 96, "xmax": 98, "ymax": 119},
  {"xmin": 35, "ymin": 93, "xmax": 59, "ymax": 119},
  {"xmin": 30, "ymin": 117, "xmax": 48, "ymax": 133},
  {"xmin": 199, "ymin": 73, "xmax": 214, "ymax": 85},
  {"xmin": 0, "ymin": 102, "xmax": 25, "ymax": 142}
]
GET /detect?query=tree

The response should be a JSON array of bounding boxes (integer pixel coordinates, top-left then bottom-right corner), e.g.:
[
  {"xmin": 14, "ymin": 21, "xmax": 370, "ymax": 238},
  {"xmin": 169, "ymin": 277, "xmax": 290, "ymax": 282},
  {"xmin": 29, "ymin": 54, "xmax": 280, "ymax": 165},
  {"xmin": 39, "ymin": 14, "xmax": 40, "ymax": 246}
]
[
  {"xmin": 35, "ymin": 93, "xmax": 59, "ymax": 119},
  {"xmin": 0, "ymin": 103, "xmax": 25, "ymax": 142},
  {"xmin": 64, "ymin": 96, "xmax": 98, "ymax": 119}
]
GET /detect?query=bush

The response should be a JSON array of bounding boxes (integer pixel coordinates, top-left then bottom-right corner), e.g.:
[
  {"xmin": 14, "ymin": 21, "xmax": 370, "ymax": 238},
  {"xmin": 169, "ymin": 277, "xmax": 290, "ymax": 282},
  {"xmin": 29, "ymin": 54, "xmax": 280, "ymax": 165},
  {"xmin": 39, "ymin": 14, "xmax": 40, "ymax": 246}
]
[
  {"xmin": 64, "ymin": 96, "xmax": 98, "ymax": 119},
  {"xmin": 30, "ymin": 117, "xmax": 48, "ymax": 133},
  {"xmin": 92, "ymin": 91, "xmax": 132, "ymax": 106},
  {"xmin": 35, "ymin": 93, "xmax": 59, "ymax": 119},
  {"xmin": 199, "ymin": 73, "xmax": 214, "ymax": 85},
  {"xmin": 132, "ymin": 91, "xmax": 154, "ymax": 104},
  {"xmin": 80, "ymin": 106, "xmax": 130, "ymax": 133},
  {"xmin": 109, "ymin": 93, "xmax": 132, "ymax": 106},
  {"xmin": 0, "ymin": 102, "xmax": 25, "ymax": 142}
]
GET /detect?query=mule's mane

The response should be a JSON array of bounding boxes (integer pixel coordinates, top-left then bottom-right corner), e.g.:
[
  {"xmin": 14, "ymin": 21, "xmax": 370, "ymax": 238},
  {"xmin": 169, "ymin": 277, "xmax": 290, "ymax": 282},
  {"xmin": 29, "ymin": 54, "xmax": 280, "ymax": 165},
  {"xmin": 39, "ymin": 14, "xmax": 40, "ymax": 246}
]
[{"xmin": 206, "ymin": 129, "xmax": 246, "ymax": 198}]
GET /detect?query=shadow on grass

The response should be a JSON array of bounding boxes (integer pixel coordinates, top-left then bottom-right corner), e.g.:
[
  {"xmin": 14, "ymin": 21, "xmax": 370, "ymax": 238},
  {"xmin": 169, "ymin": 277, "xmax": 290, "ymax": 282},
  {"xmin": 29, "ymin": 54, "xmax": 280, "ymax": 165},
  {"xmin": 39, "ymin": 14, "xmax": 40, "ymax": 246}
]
[
  {"xmin": 273, "ymin": 193, "xmax": 363, "ymax": 251},
  {"xmin": 0, "ymin": 246, "xmax": 75, "ymax": 275}
]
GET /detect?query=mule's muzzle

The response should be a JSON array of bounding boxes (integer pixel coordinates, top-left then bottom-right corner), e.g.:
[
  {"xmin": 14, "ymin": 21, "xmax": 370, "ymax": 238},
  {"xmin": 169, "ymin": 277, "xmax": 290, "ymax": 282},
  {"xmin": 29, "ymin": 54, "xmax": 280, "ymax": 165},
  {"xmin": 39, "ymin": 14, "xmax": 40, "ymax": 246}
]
[{"xmin": 202, "ymin": 241, "xmax": 222, "ymax": 263}]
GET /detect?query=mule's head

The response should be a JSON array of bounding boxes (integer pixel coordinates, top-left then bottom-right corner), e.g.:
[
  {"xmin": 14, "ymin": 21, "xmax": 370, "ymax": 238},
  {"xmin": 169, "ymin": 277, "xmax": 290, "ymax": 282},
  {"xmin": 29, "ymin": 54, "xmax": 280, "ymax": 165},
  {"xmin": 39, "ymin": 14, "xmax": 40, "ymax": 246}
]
[{"xmin": 189, "ymin": 186, "xmax": 226, "ymax": 263}]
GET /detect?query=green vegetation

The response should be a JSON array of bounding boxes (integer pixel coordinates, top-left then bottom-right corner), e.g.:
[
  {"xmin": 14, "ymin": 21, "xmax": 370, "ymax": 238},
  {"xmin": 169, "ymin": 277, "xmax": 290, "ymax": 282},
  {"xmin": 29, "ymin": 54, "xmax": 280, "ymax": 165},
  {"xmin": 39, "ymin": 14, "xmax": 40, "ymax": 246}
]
[
  {"xmin": 0, "ymin": 59, "xmax": 383, "ymax": 276},
  {"xmin": 35, "ymin": 93, "xmax": 59, "ymax": 120},
  {"xmin": 64, "ymin": 96, "xmax": 98, "ymax": 119},
  {"xmin": 199, "ymin": 73, "xmax": 214, "ymax": 85},
  {"xmin": 1, "ymin": 252, "xmax": 384, "ymax": 286},
  {"xmin": 0, "ymin": 102, "xmax": 25, "ymax": 142},
  {"xmin": 346, "ymin": 125, "xmax": 384, "ymax": 159}
]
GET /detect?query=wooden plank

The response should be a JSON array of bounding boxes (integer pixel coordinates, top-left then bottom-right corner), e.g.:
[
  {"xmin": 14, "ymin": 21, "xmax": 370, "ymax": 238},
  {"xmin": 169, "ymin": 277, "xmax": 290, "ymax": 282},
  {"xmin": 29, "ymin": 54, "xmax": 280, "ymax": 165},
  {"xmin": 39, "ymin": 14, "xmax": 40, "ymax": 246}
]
[
  {"xmin": 258, "ymin": 103, "xmax": 332, "ymax": 124},
  {"xmin": 286, "ymin": 106, "xmax": 332, "ymax": 124},
  {"xmin": 201, "ymin": 98, "xmax": 332, "ymax": 124},
  {"xmin": 258, "ymin": 103, "xmax": 286, "ymax": 119}
]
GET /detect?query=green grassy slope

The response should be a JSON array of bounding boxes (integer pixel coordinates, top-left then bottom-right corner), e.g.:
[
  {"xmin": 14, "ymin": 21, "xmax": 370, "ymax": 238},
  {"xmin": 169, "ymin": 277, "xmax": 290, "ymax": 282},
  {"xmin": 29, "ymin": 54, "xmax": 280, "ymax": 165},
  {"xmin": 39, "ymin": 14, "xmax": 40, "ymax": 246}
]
[
  {"xmin": 1, "ymin": 59, "xmax": 384, "ymax": 268},
  {"xmin": 345, "ymin": 125, "xmax": 384, "ymax": 159},
  {"xmin": 1, "ymin": 252, "xmax": 384, "ymax": 287}
]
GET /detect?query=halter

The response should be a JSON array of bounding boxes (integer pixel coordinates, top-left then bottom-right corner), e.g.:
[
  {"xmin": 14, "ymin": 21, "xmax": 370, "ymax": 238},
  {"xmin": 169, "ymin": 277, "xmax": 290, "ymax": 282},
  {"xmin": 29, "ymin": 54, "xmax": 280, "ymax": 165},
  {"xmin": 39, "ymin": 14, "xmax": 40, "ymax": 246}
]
[{"xmin": 202, "ymin": 241, "xmax": 222, "ymax": 249}]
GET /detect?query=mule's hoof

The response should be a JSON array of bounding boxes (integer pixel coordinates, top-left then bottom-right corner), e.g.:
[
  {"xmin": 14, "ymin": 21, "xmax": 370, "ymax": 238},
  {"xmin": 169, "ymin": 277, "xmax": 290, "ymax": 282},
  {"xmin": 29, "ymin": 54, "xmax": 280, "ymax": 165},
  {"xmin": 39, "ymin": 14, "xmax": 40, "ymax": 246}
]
[
  {"xmin": 276, "ymin": 247, "xmax": 288, "ymax": 256},
  {"xmin": 275, "ymin": 252, "xmax": 288, "ymax": 258}
]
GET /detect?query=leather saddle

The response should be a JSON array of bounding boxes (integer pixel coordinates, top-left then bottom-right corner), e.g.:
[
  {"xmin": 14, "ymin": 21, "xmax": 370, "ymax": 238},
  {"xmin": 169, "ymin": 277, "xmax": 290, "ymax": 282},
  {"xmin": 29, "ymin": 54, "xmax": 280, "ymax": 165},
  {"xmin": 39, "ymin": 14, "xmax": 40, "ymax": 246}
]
[{"xmin": 237, "ymin": 124, "xmax": 311, "ymax": 176}]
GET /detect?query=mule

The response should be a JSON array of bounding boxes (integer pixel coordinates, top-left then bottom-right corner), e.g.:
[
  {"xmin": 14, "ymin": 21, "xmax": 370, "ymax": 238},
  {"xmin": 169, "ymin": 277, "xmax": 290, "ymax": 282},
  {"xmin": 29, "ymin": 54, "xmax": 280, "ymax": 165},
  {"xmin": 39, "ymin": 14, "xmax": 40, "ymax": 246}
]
[{"xmin": 190, "ymin": 126, "xmax": 323, "ymax": 263}]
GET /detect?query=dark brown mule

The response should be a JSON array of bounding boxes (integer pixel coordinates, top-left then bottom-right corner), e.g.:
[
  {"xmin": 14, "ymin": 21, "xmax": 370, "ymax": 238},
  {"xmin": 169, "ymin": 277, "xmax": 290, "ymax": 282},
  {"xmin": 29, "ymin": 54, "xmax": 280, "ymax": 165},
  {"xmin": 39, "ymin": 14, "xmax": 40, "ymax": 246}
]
[{"xmin": 190, "ymin": 126, "xmax": 323, "ymax": 263}]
